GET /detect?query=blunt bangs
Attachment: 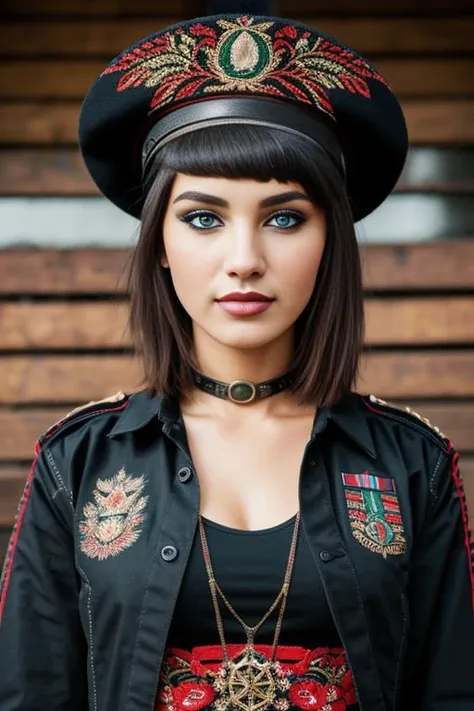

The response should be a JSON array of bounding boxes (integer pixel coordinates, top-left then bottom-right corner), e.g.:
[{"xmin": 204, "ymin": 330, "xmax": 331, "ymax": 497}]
[
  {"xmin": 148, "ymin": 123, "xmax": 343, "ymax": 214},
  {"xmin": 130, "ymin": 123, "xmax": 364, "ymax": 407}
]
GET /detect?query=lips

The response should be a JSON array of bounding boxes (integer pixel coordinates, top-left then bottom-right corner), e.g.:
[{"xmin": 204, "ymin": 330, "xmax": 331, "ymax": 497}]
[{"xmin": 217, "ymin": 292, "xmax": 273, "ymax": 302}]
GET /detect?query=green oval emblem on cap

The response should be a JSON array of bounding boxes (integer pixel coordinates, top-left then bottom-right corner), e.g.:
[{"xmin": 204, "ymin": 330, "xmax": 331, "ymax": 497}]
[
  {"xmin": 218, "ymin": 29, "xmax": 271, "ymax": 80},
  {"xmin": 228, "ymin": 380, "xmax": 256, "ymax": 403}
]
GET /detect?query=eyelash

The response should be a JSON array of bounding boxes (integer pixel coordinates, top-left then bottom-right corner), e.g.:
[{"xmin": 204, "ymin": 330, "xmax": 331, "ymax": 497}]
[{"xmin": 179, "ymin": 209, "xmax": 306, "ymax": 231}]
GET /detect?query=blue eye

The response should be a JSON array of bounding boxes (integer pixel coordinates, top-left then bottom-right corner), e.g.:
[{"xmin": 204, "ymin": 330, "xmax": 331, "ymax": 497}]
[
  {"xmin": 180, "ymin": 209, "xmax": 305, "ymax": 231},
  {"xmin": 181, "ymin": 211, "xmax": 221, "ymax": 230},
  {"xmin": 267, "ymin": 211, "xmax": 304, "ymax": 229}
]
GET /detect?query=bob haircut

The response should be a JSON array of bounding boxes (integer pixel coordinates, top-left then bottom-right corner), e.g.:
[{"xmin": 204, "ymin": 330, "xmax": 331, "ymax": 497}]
[{"xmin": 127, "ymin": 123, "xmax": 364, "ymax": 407}]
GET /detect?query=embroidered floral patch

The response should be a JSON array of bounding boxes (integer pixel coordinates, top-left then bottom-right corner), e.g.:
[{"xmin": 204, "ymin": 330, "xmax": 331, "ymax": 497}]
[
  {"xmin": 79, "ymin": 468, "xmax": 148, "ymax": 560},
  {"xmin": 103, "ymin": 15, "xmax": 387, "ymax": 116},
  {"xmin": 156, "ymin": 644, "xmax": 357, "ymax": 711},
  {"xmin": 342, "ymin": 471, "xmax": 407, "ymax": 558}
]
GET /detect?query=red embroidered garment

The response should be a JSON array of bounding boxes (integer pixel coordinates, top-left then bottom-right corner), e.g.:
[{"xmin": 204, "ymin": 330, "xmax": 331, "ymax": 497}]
[{"xmin": 156, "ymin": 644, "xmax": 357, "ymax": 711}]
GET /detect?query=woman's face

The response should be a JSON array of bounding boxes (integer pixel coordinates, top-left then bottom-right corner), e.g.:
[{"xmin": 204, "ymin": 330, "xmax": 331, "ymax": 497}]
[{"xmin": 161, "ymin": 174, "xmax": 326, "ymax": 353}]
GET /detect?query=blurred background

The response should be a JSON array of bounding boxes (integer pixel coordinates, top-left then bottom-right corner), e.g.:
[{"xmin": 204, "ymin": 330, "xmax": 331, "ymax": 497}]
[{"xmin": 0, "ymin": 0, "xmax": 473, "ymax": 557}]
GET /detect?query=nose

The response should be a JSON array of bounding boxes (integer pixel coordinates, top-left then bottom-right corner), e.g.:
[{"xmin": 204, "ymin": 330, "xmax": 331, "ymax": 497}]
[{"xmin": 223, "ymin": 226, "xmax": 266, "ymax": 279}]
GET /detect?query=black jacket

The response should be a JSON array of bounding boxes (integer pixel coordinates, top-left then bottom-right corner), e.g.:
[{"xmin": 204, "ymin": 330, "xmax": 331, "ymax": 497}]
[{"xmin": 0, "ymin": 390, "xmax": 473, "ymax": 711}]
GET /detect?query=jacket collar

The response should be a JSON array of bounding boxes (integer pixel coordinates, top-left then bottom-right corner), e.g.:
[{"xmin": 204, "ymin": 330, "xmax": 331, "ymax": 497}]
[
  {"xmin": 326, "ymin": 392, "xmax": 376, "ymax": 459},
  {"xmin": 107, "ymin": 390, "xmax": 174, "ymax": 438},
  {"xmin": 108, "ymin": 389, "xmax": 376, "ymax": 458}
]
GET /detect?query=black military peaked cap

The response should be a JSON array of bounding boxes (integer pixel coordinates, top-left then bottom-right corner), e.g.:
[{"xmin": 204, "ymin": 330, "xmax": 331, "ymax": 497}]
[{"xmin": 78, "ymin": 14, "xmax": 408, "ymax": 221}]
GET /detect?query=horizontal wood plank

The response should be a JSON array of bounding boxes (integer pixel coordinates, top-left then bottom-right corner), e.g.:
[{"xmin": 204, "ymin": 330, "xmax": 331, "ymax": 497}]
[
  {"xmin": 3, "ymin": 0, "xmax": 473, "ymax": 16},
  {"xmin": 0, "ymin": 302, "xmax": 129, "ymax": 349},
  {"xmin": 1, "ymin": 17, "xmax": 473, "ymax": 56},
  {"xmin": 0, "ymin": 355, "xmax": 140, "ymax": 403},
  {"xmin": 0, "ymin": 19, "xmax": 169, "ymax": 57},
  {"xmin": 283, "ymin": 0, "xmax": 474, "ymax": 12},
  {"xmin": 361, "ymin": 242, "xmax": 474, "ymax": 290},
  {"xmin": 2, "ymin": 297, "xmax": 474, "ymax": 349},
  {"xmin": 0, "ymin": 60, "xmax": 103, "ymax": 99},
  {"xmin": 0, "ymin": 410, "xmax": 65, "ymax": 459},
  {"xmin": 2, "ymin": 147, "xmax": 473, "ymax": 196},
  {"xmin": 403, "ymin": 101, "xmax": 474, "ymax": 145},
  {"xmin": 374, "ymin": 58, "xmax": 474, "ymax": 98},
  {"xmin": 1, "ymin": 400, "xmax": 474, "ymax": 460},
  {"xmin": 1, "ymin": 59, "xmax": 472, "ymax": 100},
  {"xmin": 0, "ymin": 249, "xmax": 130, "ymax": 294},
  {"xmin": 402, "ymin": 402, "xmax": 474, "ymax": 452},
  {"xmin": 2, "ymin": 0, "xmax": 200, "ymax": 16},
  {"xmin": 0, "ymin": 473, "xmax": 25, "ymax": 527},
  {"xmin": 399, "ymin": 148, "xmax": 474, "ymax": 193},
  {"xmin": 0, "ymin": 530, "xmax": 10, "ymax": 562},
  {"xmin": 1, "ymin": 243, "xmax": 474, "ymax": 295},
  {"xmin": 309, "ymin": 17, "xmax": 474, "ymax": 54},
  {"xmin": 0, "ymin": 352, "xmax": 474, "ymax": 403},
  {"xmin": 365, "ymin": 297, "xmax": 474, "ymax": 345},
  {"xmin": 0, "ymin": 149, "xmax": 96, "ymax": 195},
  {"xmin": 0, "ymin": 103, "xmax": 81, "ymax": 144},
  {"xmin": 2, "ymin": 100, "xmax": 474, "ymax": 146},
  {"xmin": 358, "ymin": 351, "xmax": 474, "ymax": 399}
]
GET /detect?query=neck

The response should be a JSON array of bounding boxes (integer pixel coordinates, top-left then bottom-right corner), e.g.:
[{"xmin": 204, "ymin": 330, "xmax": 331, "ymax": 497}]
[
  {"xmin": 192, "ymin": 327, "xmax": 294, "ymax": 385},
  {"xmin": 196, "ymin": 344, "xmax": 292, "ymax": 383},
  {"xmin": 182, "ymin": 327, "xmax": 299, "ymax": 416}
]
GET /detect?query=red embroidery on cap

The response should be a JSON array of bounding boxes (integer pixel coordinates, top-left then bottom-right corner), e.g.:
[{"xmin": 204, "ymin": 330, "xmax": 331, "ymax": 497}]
[{"xmin": 103, "ymin": 16, "xmax": 387, "ymax": 115}]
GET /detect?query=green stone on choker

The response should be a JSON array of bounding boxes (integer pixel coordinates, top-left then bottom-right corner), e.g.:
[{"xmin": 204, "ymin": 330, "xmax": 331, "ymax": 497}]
[{"xmin": 228, "ymin": 380, "xmax": 256, "ymax": 403}]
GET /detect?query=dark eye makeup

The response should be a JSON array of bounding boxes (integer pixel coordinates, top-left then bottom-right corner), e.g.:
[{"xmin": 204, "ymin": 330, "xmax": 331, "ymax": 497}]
[{"xmin": 178, "ymin": 209, "xmax": 307, "ymax": 231}]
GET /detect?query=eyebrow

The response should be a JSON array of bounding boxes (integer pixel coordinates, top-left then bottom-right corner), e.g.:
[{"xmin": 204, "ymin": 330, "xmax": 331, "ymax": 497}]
[{"xmin": 172, "ymin": 190, "xmax": 311, "ymax": 208}]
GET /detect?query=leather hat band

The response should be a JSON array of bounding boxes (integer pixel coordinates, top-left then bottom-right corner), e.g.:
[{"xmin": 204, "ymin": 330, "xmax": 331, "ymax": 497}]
[{"xmin": 141, "ymin": 97, "xmax": 345, "ymax": 176}]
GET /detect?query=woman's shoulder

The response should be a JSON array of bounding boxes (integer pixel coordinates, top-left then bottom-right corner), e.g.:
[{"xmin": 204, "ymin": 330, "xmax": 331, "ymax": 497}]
[
  {"xmin": 37, "ymin": 391, "xmax": 130, "ymax": 449},
  {"xmin": 36, "ymin": 388, "xmax": 171, "ymax": 454},
  {"xmin": 349, "ymin": 394, "xmax": 461, "ymax": 514},
  {"xmin": 356, "ymin": 392, "xmax": 451, "ymax": 454}
]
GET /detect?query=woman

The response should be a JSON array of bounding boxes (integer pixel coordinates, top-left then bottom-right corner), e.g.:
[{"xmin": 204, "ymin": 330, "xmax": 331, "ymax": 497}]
[{"xmin": 0, "ymin": 13, "xmax": 473, "ymax": 711}]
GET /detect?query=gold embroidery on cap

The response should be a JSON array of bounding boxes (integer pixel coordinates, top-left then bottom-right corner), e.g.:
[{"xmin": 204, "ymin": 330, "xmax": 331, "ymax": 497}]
[
  {"xmin": 103, "ymin": 15, "xmax": 388, "ymax": 116},
  {"xmin": 230, "ymin": 31, "xmax": 260, "ymax": 73}
]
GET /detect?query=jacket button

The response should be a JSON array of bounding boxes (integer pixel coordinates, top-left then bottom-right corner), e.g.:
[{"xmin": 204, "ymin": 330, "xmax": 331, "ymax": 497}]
[
  {"xmin": 319, "ymin": 550, "xmax": 334, "ymax": 563},
  {"xmin": 178, "ymin": 466, "xmax": 193, "ymax": 483},
  {"xmin": 161, "ymin": 545, "xmax": 178, "ymax": 562}
]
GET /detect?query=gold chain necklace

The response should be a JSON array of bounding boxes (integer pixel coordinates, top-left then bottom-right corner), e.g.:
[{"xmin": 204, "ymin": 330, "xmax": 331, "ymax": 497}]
[{"xmin": 198, "ymin": 512, "xmax": 300, "ymax": 711}]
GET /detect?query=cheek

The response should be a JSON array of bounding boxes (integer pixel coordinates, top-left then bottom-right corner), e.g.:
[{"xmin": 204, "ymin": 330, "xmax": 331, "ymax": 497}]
[
  {"xmin": 279, "ymin": 239, "xmax": 325, "ymax": 296},
  {"xmin": 165, "ymin": 239, "xmax": 214, "ymax": 304}
]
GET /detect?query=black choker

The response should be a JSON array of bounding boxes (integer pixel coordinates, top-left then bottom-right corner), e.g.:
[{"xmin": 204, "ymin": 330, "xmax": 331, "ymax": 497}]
[{"xmin": 191, "ymin": 369, "xmax": 293, "ymax": 404}]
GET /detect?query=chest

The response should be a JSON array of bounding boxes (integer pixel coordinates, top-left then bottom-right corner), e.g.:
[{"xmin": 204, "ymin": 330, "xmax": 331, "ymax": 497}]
[{"xmin": 181, "ymin": 413, "xmax": 315, "ymax": 529}]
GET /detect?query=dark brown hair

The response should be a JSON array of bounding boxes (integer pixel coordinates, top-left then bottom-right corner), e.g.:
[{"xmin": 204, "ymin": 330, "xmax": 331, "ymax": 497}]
[{"xmin": 127, "ymin": 123, "xmax": 364, "ymax": 406}]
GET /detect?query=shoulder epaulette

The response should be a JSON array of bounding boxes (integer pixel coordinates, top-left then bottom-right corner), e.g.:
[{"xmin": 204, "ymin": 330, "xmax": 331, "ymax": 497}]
[
  {"xmin": 40, "ymin": 392, "xmax": 129, "ymax": 445},
  {"xmin": 364, "ymin": 394, "xmax": 450, "ymax": 448}
]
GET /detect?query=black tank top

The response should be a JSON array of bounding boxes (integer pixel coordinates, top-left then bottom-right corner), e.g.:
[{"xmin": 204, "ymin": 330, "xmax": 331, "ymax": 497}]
[
  {"xmin": 162, "ymin": 517, "xmax": 359, "ymax": 711},
  {"xmin": 167, "ymin": 514, "xmax": 341, "ymax": 648}
]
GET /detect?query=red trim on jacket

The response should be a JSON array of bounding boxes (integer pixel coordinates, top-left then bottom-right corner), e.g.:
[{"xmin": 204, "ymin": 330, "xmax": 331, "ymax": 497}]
[
  {"xmin": 41, "ymin": 400, "xmax": 129, "ymax": 443},
  {"xmin": 0, "ymin": 400, "xmax": 129, "ymax": 624},
  {"xmin": 0, "ymin": 442, "xmax": 40, "ymax": 623},
  {"xmin": 449, "ymin": 441, "xmax": 474, "ymax": 613}
]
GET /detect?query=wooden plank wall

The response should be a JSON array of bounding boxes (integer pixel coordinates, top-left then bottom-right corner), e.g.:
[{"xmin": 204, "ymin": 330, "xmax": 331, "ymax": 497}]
[{"xmin": 1, "ymin": 0, "xmax": 474, "ymax": 556}]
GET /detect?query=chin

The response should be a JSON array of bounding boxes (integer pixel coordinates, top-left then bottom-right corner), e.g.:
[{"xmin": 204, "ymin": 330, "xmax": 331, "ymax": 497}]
[{"xmin": 208, "ymin": 323, "xmax": 291, "ymax": 350}]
